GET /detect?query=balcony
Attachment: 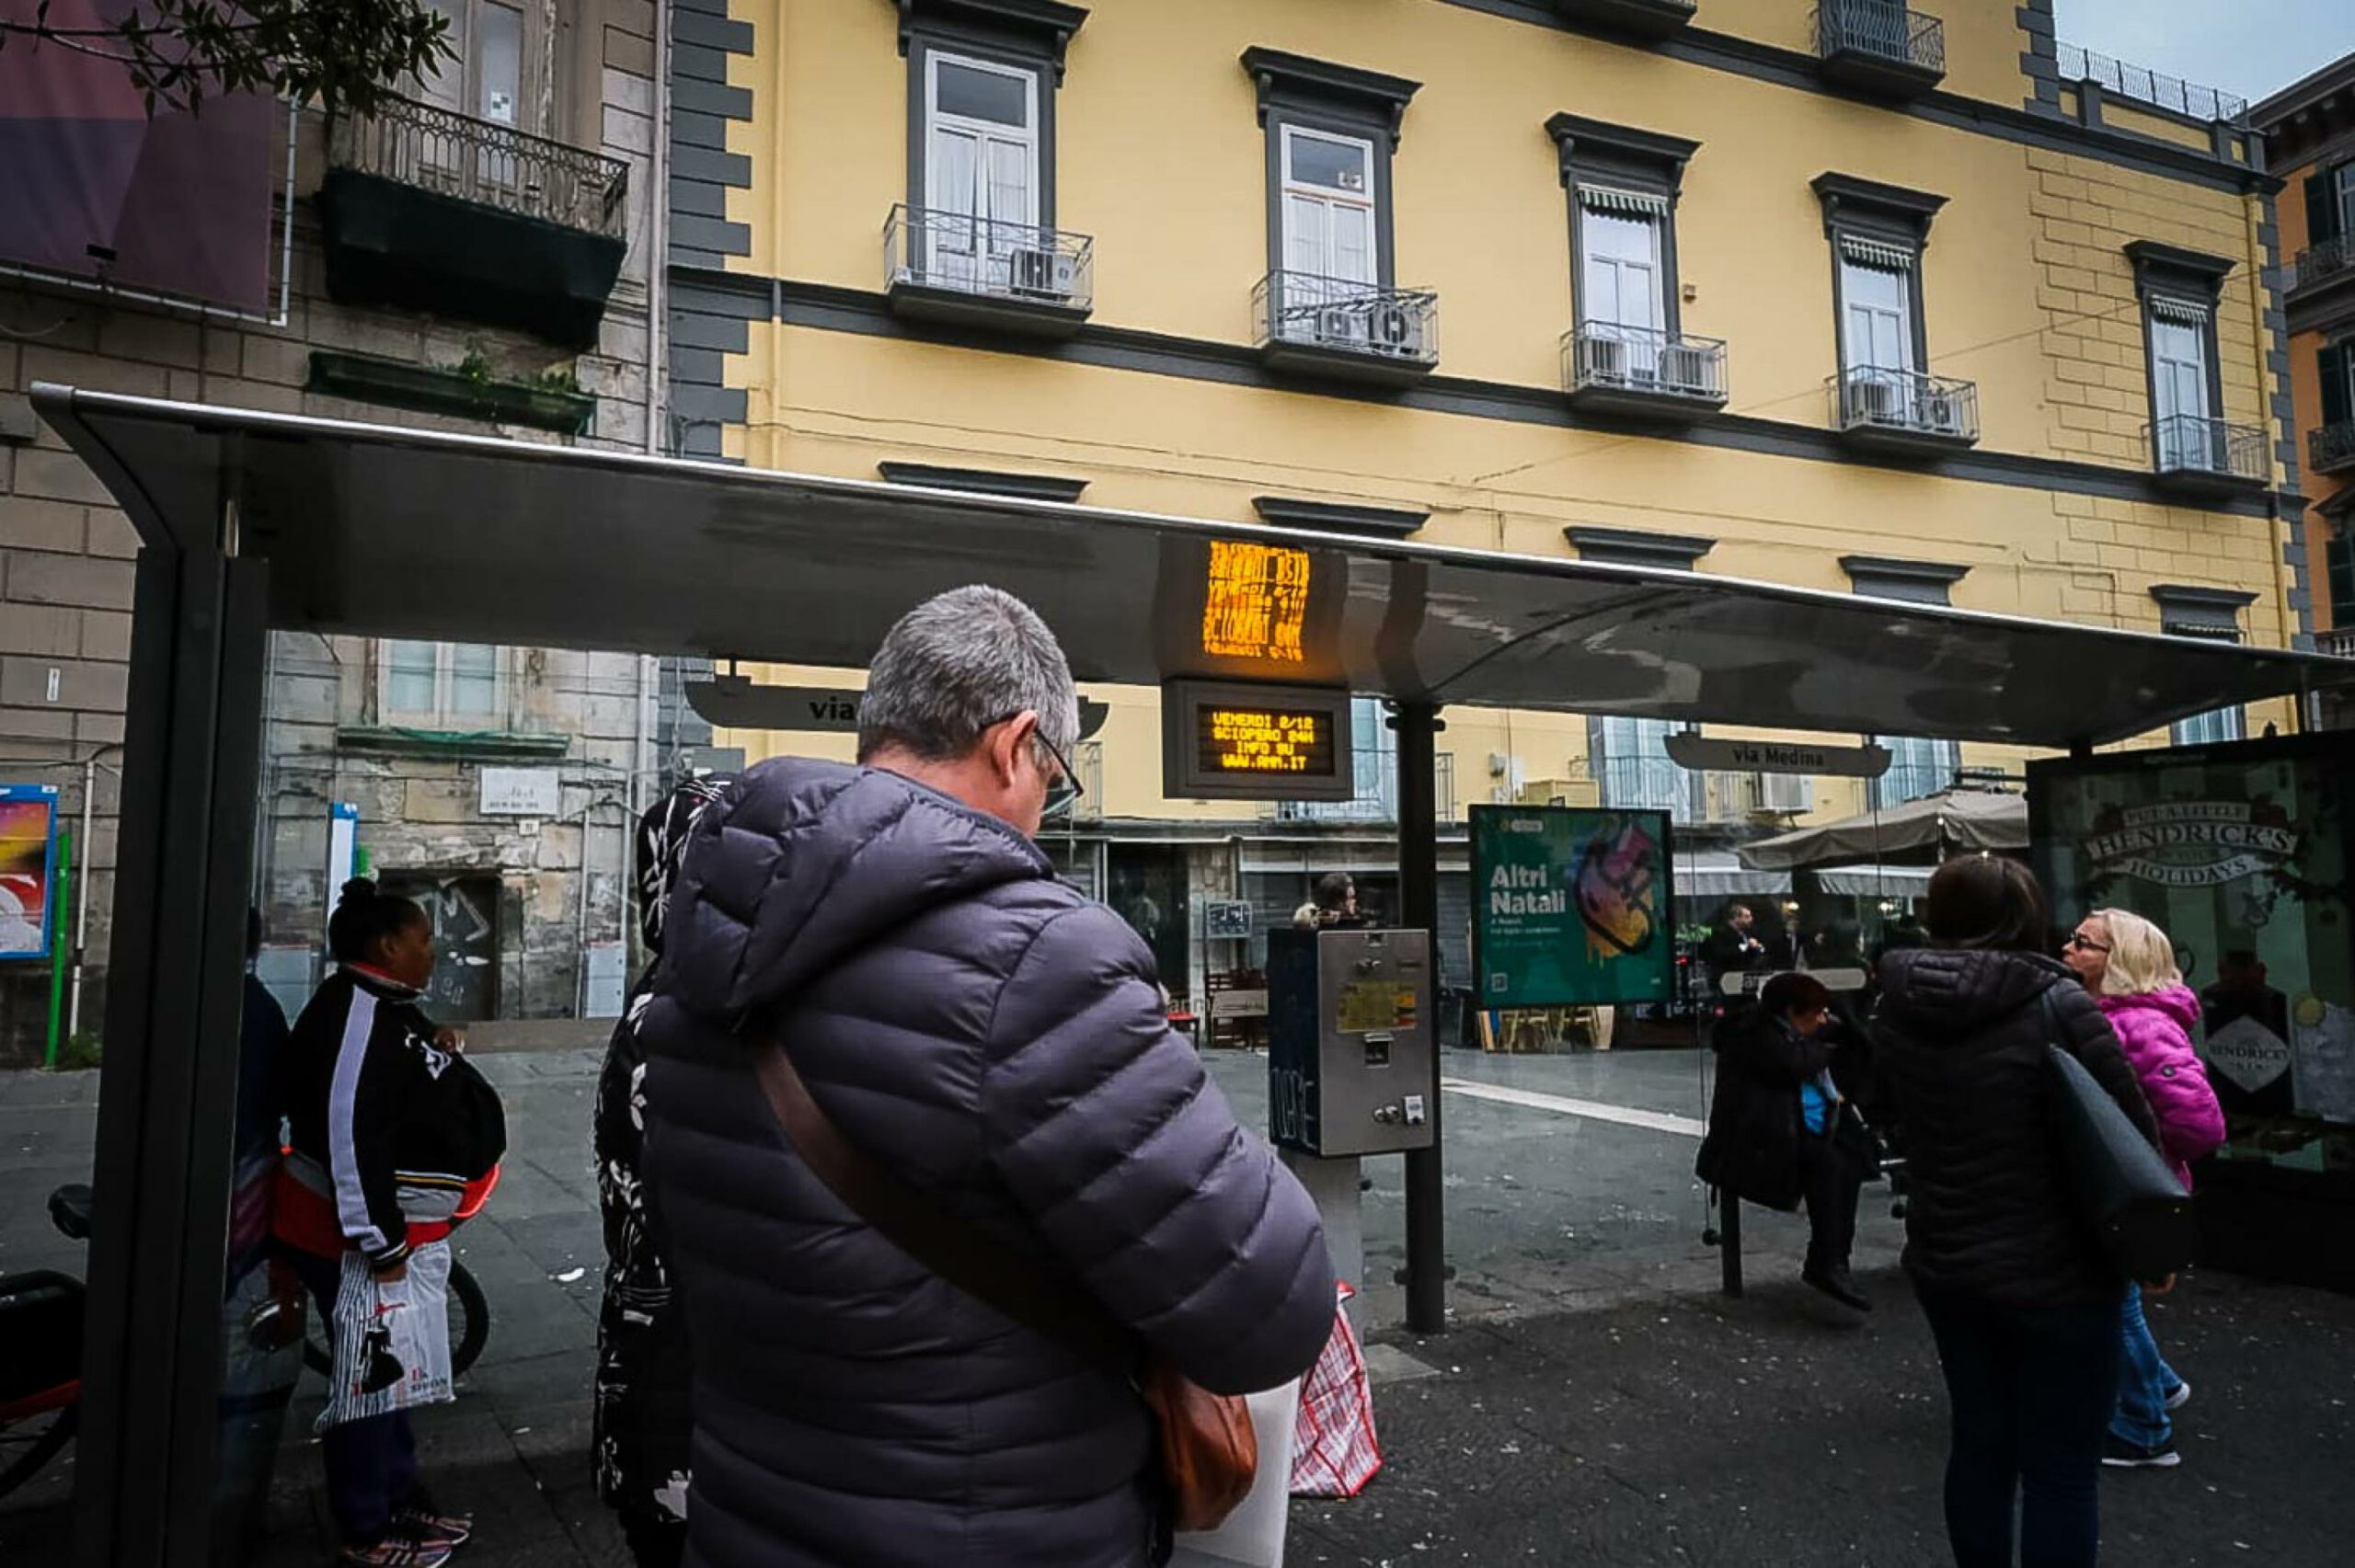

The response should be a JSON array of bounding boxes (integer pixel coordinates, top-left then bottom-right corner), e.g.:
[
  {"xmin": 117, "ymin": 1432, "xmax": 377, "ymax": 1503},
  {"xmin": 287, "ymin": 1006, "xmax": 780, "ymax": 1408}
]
[
  {"xmin": 2317, "ymin": 628, "xmax": 2355, "ymax": 660},
  {"xmin": 1252, "ymin": 272, "xmax": 1439, "ymax": 387},
  {"xmin": 1266, "ymin": 750, "xmax": 1457, "ymax": 823},
  {"xmin": 1813, "ymin": 2, "xmax": 1947, "ymax": 98},
  {"xmin": 1551, "ymin": 0, "xmax": 1697, "ymax": 40},
  {"xmin": 1828, "ymin": 366, "xmax": 1980, "ymax": 456},
  {"xmin": 2315, "ymin": 422, "xmax": 2355, "ymax": 476},
  {"xmin": 320, "ymin": 96, "xmax": 628, "ymax": 349},
  {"xmin": 2148, "ymin": 415, "xmax": 2269, "ymax": 497},
  {"xmin": 1562, "ymin": 324, "xmax": 1728, "ymax": 422},
  {"xmin": 2287, "ymin": 235, "xmax": 2355, "ymax": 321},
  {"xmin": 882, "ymin": 205, "xmax": 1094, "ymax": 338}
]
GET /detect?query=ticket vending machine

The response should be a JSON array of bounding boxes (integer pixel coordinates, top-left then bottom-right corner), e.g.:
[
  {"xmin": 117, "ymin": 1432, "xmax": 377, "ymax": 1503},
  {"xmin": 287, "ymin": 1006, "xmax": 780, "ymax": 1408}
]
[
  {"xmin": 1267, "ymin": 926, "xmax": 1436, "ymax": 1322},
  {"xmin": 1267, "ymin": 926, "xmax": 1438, "ymax": 1157}
]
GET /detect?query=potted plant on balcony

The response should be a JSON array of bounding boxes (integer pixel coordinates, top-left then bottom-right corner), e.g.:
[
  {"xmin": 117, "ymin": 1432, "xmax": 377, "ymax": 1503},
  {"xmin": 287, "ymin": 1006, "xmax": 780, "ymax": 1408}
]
[{"xmin": 307, "ymin": 346, "xmax": 595, "ymax": 435}]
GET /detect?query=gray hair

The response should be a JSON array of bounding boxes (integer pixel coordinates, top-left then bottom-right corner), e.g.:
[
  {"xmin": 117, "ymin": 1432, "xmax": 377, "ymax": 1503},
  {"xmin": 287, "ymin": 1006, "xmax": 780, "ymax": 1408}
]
[{"xmin": 856, "ymin": 585, "xmax": 1078, "ymax": 763}]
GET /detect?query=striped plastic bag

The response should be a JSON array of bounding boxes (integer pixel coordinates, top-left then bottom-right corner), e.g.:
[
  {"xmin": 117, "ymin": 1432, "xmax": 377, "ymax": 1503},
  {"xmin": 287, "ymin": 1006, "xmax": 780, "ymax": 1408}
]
[
  {"xmin": 316, "ymin": 1240, "xmax": 456, "ymax": 1432},
  {"xmin": 1288, "ymin": 1281, "xmax": 1382, "ymax": 1498}
]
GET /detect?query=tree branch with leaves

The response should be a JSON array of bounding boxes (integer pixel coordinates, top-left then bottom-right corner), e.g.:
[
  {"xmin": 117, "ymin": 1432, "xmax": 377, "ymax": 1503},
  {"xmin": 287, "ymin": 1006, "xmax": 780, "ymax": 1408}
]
[{"xmin": 0, "ymin": 0, "xmax": 454, "ymax": 117}]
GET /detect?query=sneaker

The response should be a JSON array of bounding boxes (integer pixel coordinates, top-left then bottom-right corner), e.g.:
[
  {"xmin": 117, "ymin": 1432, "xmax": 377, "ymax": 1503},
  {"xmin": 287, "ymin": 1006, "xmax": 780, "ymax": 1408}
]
[
  {"xmin": 338, "ymin": 1529, "xmax": 454, "ymax": 1567},
  {"xmin": 392, "ymin": 1494, "xmax": 473, "ymax": 1551},
  {"xmin": 2165, "ymin": 1379, "xmax": 2192, "ymax": 1412},
  {"xmin": 2101, "ymin": 1434, "xmax": 2181, "ymax": 1469}
]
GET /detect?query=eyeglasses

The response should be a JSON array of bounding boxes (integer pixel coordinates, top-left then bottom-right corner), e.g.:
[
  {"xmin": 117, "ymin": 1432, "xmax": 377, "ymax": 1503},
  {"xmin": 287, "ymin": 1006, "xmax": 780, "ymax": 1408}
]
[
  {"xmin": 1034, "ymin": 727, "xmax": 1085, "ymax": 820},
  {"xmin": 2064, "ymin": 932, "xmax": 2110, "ymax": 954}
]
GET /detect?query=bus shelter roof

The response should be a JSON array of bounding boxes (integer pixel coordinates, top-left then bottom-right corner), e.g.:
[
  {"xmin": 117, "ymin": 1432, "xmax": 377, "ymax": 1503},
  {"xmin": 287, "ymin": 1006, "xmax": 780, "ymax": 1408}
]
[{"xmin": 34, "ymin": 383, "xmax": 2352, "ymax": 750}]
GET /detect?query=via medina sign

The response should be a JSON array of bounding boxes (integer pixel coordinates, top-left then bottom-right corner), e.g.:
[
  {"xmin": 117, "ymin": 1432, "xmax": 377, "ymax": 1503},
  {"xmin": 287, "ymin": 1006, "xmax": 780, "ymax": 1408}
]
[{"xmin": 1665, "ymin": 734, "xmax": 1891, "ymax": 779}]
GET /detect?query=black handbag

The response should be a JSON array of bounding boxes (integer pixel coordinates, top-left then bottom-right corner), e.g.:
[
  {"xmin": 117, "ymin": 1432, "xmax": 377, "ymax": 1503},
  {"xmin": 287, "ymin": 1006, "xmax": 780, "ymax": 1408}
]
[{"xmin": 2041, "ymin": 991, "xmax": 2199, "ymax": 1283}]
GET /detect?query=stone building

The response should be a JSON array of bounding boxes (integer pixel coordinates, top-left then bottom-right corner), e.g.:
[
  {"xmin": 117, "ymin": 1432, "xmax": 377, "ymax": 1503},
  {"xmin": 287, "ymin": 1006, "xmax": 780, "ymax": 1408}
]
[{"xmin": 0, "ymin": 0, "xmax": 705, "ymax": 1058}]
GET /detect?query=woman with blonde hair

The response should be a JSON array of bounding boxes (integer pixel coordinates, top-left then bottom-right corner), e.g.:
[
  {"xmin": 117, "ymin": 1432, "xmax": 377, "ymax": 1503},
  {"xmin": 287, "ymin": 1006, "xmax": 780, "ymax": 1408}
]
[{"xmin": 2062, "ymin": 907, "xmax": 2226, "ymax": 1471}]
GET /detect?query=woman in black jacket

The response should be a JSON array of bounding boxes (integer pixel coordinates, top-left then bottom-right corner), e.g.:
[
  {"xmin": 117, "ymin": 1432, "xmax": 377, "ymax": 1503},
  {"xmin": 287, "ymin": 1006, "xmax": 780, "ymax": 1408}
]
[
  {"xmin": 1872, "ymin": 855, "xmax": 2162, "ymax": 1568},
  {"xmin": 1696, "ymin": 972, "xmax": 1873, "ymax": 1311}
]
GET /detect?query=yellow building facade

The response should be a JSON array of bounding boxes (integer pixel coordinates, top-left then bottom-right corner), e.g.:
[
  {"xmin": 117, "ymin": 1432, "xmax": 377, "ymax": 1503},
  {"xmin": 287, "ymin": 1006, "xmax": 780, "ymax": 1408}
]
[{"xmin": 665, "ymin": 0, "xmax": 2303, "ymax": 1001}]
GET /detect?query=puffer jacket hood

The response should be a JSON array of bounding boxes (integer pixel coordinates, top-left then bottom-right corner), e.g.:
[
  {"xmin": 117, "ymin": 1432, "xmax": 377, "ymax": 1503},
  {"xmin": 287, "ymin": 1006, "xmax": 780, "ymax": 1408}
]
[
  {"xmin": 1876, "ymin": 945, "xmax": 2074, "ymax": 1037},
  {"xmin": 638, "ymin": 757, "xmax": 1334, "ymax": 1568},
  {"xmin": 1872, "ymin": 944, "xmax": 2162, "ymax": 1310},
  {"xmin": 2096, "ymin": 984, "xmax": 2225, "ymax": 1189},
  {"xmin": 657, "ymin": 760, "xmax": 1050, "ymax": 1022}
]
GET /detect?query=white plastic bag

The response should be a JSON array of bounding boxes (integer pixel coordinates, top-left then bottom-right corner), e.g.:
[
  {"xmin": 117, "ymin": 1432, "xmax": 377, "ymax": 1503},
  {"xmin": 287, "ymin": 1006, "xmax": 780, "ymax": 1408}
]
[
  {"xmin": 1167, "ymin": 1378, "xmax": 1301, "ymax": 1568},
  {"xmin": 316, "ymin": 1240, "xmax": 455, "ymax": 1432}
]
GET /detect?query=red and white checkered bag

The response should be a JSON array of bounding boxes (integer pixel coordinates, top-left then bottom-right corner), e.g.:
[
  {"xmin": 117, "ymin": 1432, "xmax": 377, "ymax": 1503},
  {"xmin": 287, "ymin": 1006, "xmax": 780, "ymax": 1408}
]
[{"xmin": 1288, "ymin": 1281, "xmax": 1382, "ymax": 1498}]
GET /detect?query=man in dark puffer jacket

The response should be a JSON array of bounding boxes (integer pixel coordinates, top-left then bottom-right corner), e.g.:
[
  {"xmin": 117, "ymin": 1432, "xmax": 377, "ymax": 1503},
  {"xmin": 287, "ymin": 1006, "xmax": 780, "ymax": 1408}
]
[{"xmin": 639, "ymin": 585, "xmax": 1336, "ymax": 1568}]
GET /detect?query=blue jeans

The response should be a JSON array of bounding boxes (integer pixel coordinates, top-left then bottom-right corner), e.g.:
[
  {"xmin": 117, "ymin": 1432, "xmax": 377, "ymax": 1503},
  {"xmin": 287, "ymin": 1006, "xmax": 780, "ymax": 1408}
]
[
  {"xmin": 2111, "ymin": 1283, "xmax": 2180, "ymax": 1448},
  {"xmin": 1917, "ymin": 1283, "xmax": 2122, "ymax": 1568}
]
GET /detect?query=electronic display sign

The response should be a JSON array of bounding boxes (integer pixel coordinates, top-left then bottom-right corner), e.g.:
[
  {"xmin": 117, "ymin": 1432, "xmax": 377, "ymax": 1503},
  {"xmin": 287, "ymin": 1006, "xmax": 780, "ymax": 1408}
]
[{"xmin": 1162, "ymin": 680, "xmax": 1355, "ymax": 802}]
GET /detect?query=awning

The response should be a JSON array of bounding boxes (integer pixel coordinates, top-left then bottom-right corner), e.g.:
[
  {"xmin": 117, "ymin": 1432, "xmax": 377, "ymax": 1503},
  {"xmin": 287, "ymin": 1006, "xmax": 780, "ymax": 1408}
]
[
  {"xmin": 1817, "ymin": 864, "xmax": 1935, "ymax": 898},
  {"xmin": 31, "ymin": 385, "xmax": 2355, "ymax": 748},
  {"xmin": 1672, "ymin": 852, "xmax": 1792, "ymax": 900},
  {"xmin": 1737, "ymin": 789, "xmax": 2028, "ymax": 870}
]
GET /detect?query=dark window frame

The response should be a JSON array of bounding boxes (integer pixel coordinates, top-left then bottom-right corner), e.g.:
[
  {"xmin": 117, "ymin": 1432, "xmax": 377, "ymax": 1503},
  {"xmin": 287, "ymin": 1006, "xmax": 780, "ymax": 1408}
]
[
  {"xmin": 2150, "ymin": 583, "xmax": 2256, "ymax": 745},
  {"xmin": 898, "ymin": 0, "xmax": 1090, "ymax": 230},
  {"xmin": 1813, "ymin": 172, "xmax": 1948, "ymax": 372},
  {"xmin": 1843, "ymin": 553, "xmax": 1967, "ymax": 808},
  {"xmin": 1241, "ymin": 47, "xmax": 1421, "ymax": 290},
  {"xmin": 1548, "ymin": 113, "xmax": 1701, "ymax": 336},
  {"xmin": 2125, "ymin": 240, "xmax": 2234, "ymax": 448}
]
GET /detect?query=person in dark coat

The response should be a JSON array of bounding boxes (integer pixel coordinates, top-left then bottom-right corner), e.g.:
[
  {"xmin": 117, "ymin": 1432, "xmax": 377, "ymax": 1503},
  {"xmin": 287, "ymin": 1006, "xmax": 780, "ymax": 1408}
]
[
  {"xmin": 593, "ymin": 774, "xmax": 733, "ymax": 1567},
  {"xmin": 638, "ymin": 586, "xmax": 1336, "ymax": 1568},
  {"xmin": 1871, "ymin": 855, "xmax": 2163, "ymax": 1568},
  {"xmin": 1696, "ymin": 972, "xmax": 1873, "ymax": 1310},
  {"xmin": 1698, "ymin": 901, "xmax": 1768, "ymax": 997}
]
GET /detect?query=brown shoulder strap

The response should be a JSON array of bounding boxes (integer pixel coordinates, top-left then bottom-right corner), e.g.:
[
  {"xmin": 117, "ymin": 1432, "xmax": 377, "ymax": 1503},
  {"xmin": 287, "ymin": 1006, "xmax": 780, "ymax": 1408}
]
[{"xmin": 751, "ymin": 1037, "xmax": 1136, "ymax": 1368}]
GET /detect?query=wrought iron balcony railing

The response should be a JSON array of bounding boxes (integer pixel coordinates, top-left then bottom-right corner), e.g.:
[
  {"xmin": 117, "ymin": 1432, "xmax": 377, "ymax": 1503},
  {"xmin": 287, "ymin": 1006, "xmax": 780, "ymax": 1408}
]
[
  {"xmin": 1562, "ymin": 323, "xmax": 1728, "ymax": 406},
  {"xmin": 2313, "ymin": 421, "xmax": 2355, "ymax": 476},
  {"xmin": 883, "ymin": 203, "xmax": 1095, "ymax": 312},
  {"xmin": 2289, "ymin": 235, "xmax": 2355, "ymax": 296},
  {"xmin": 1814, "ymin": 2, "xmax": 1946, "ymax": 78},
  {"xmin": 1829, "ymin": 366, "xmax": 1979, "ymax": 445},
  {"xmin": 1267, "ymin": 749, "xmax": 1456, "ymax": 823},
  {"xmin": 2149, "ymin": 415, "xmax": 2267, "ymax": 485},
  {"xmin": 1253, "ymin": 271, "xmax": 1439, "ymax": 366},
  {"xmin": 2053, "ymin": 41, "xmax": 2248, "ymax": 125},
  {"xmin": 330, "ymin": 95, "xmax": 627, "ymax": 238}
]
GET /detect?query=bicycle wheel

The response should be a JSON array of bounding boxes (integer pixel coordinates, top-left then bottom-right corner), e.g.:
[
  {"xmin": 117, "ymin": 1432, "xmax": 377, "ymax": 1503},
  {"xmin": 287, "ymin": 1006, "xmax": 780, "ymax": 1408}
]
[
  {"xmin": 0, "ymin": 1403, "xmax": 78, "ymax": 1500},
  {"xmin": 303, "ymin": 1262, "xmax": 489, "ymax": 1379}
]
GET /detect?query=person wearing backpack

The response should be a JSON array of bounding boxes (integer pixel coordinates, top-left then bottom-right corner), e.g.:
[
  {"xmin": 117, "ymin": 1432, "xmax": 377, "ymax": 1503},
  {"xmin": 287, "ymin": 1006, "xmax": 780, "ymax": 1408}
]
[{"xmin": 2062, "ymin": 908, "xmax": 2227, "ymax": 1471}]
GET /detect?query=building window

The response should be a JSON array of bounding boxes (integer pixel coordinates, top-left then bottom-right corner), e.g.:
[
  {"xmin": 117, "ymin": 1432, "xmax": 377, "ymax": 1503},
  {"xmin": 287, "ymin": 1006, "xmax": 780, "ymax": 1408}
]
[
  {"xmin": 418, "ymin": 0, "xmax": 537, "ymax": 130},
  {"xmin": 1549, "ymin": 115, "xmax": 1717, "ymax": 401},
  {"xmin": 1815, "ymin": 176, "xmax": 1942, "ymax": 371},
  {"xmin": 898, "ymin": 0, "xmax": 1086, "ymax": 225},
  {"xmin": 921, "ymin": 52, "xmax": 1040, "ymax": 288},
  {"xmin": 1280, "ymin": 123, "xmax": 1378, "ymax": 305},
  {"xmin": 2316, "ymin": 338, "xmax": 2355, "ymax": 475},
  {"xmin": 2304, "ymin": 160, "xmax": 2355, "ymax": 252},
  {"xmin": 1870, "ymin": 737, "xmax": 1957, "ymax": 810},
  {"xmin": 2125, "ymin": 243, "xmax": 2236, "ymax": 472},
  {"xmin": 382, "ymin": 641, "xmax": 503, "ymax": 727},
  {"xmin": 1592, "ymin": 715, "xmax": 1696, "ymax": 821},
  {"xmin": 1843, "ymin": 554, "xmax": 1967, "ymax": 808},
  {"xmin": 2151, "ymin": 585, "xmax": 2257, "ymax": 747}
]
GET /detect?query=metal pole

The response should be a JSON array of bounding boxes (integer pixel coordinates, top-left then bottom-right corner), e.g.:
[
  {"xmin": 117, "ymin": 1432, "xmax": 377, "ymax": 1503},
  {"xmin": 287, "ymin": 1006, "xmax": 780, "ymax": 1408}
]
[
  {"xmin": 46, "ymin": 826, "xmax": 71, "ymax": 1069},
  {"xmin": 1393, "ymin": 701, "xmax": 1447, "ymax": 1333}
]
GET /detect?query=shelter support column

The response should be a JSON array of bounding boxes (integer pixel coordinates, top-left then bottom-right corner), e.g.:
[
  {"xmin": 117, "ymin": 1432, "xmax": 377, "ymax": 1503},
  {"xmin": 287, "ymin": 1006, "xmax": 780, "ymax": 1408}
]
[
  {"xmin": 74, "ymin": 530, "xmax": 270, "ymax": 1566},
  {"xmin": 1393, "ymin": 702, "xmax": 1447, "ymax": 1333}
]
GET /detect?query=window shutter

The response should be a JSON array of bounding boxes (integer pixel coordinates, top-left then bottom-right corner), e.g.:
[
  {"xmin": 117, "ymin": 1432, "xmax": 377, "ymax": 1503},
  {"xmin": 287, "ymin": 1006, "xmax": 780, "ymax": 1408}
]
[
  {"xmin": 2310, "ymin": 171, "xmax": 2343, "ymax": 245},
  {"xmin": 2324, "ymin": 342, "xmax": 2353, "ymax": 430}
]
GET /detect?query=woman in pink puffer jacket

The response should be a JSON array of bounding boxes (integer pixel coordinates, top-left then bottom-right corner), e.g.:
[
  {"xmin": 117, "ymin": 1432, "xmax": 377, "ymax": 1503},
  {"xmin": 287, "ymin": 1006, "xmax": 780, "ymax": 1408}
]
[{"xmin": 2062, "ymin": 908, "xmax": 2227, "ymax": 1471}]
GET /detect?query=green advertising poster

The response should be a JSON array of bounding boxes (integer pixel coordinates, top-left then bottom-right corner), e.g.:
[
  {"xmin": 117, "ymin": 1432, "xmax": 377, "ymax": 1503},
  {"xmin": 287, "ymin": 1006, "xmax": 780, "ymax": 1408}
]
[{"xmin": 1470, "ymin": 805, "xmax": 1676, "ymax": 1009}]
